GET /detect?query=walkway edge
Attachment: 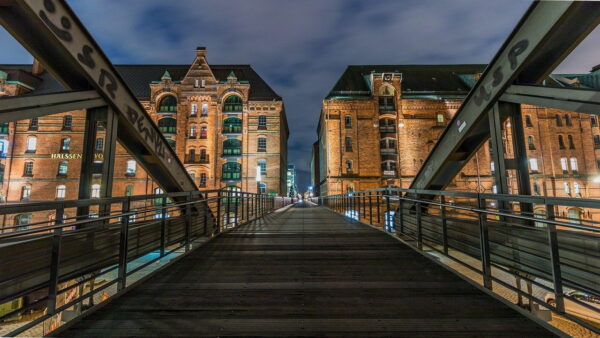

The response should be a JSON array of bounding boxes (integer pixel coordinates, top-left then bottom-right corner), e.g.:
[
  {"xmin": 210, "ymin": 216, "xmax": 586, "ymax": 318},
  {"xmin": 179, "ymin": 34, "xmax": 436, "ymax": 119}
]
[{"xmin": 321, "ymin": 207, "xmax": 566, "ymax": 338}]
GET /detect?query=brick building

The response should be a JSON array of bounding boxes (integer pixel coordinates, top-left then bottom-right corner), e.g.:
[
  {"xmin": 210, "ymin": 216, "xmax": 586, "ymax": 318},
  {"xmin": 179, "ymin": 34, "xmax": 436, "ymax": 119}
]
[
  {"xmin": 313, "ymin": 64, "xmax": 600, "ymax": 223},
  {"xmin": 0, "ymin": 47, "xmax": 288, "ymax": 227}
]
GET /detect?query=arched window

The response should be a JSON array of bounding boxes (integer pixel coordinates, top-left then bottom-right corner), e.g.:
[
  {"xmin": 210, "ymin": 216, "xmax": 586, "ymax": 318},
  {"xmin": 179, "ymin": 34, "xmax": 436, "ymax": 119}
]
[
  {"xmin": 57, "ymin": 161, "xmax": 68, "ymax": 176},
  {"xmin": 26, "ymin": 136, "xmax": 37, "ymax": 152},
  {"xmin": 21, "ymin": 184, "xmax": 31, "ymax": 200},
  {"xmin": 62, "ymin": 115, "xmax": 72, "ymax": 130},
  {"xmin": 568, "ymin": 135, "xmax": 575, "ymax": 149},
  {"xmin": 189, "ymin": 125, "xmax": 197, "ymax": 138},
  {"xmin": 344, "ymin": 137, "xmax": 352, "ymax": 152},
  {"xmin": 223, "ymin": 117, "xmax": 242, "ymax": 133},
  {"xmin": 344, "ymin": 116, "xmax": 352, "ymax": 128},
  {"xmin": 565, "ymin": 114, "xmax": 572, "ymax": 126},
  {"xmin": 257, "ymin": 137, "xmax": 267, "ymax": 152},
  {"xmin": 126, "ymin": 160, "xmax": 136, "ymax": 176},
  {"xmin": 199, "ymin": 173, "xmax": 207, "ymax": 187},
  {"xmin": 61, "ymin": 137, "xmax": 71, "ymax": 152},
  {"xmin": 56, "ymin": 185, "xmax": 66, "ymax": 199},
  {"xmin": 187, "ymin": 148, "xmax": 196, "ymax": 163},
  {"xmin": 346, "ymin": 160, "xmax": 353, "ymax": 171},
  {"xmin": 223, "ymin": 95, "xmax": 242, "ymax": 112},
  {"xmin": 525, "ymin": 115, "xmax": 533, "ymax": 127},
  {"xmin": 223, "ymin": 139, "xmax": 242, "ymax": 155},
  {"xmin": 200, "ymin": 148, "xmax": 208, "ymax": 162},
  {"xmin": 533, "ymin": 181, "xmax": 541, "ymax": 195},
  {"xmin": 529, "ymin": 158, "xmax": 539, "ymax": 173},
  {"xmin": 555, "ymin": 114, "xmax": 562, "ymax": 127},
  {"xmin": 222, "ymin": 162, "xmax": 241, "ymax": 180},
  {"xmin": 570, "ymin": 157, "xmax": 578, "ymax": 172},
  {"xmin": 153, "ymin": 187, "xmax": 165, "ymax": 208},
  {"xmin": 259, "ymin": 183, "xmax": 267, "ymax": 194},
  {"xmin": 23, "ymin": 161, "xmax": 33, "ymax": 176},
  {"xmin": 591, "ymin": 116, "xmax": 598, "ymax": 127},
  {"xmin": 91, "ymin": 184, "xmax": 101, "ymax": 198},
  {"xmin": 201, "ymin": 103, "xmax": 208, "ymax": 116},
  {"xmin": 558, "ymin": 135, "xmax": 565, "ymax": 149},
  {"xmin": 347, "ymin": 185, "xmax": 355, "ymax": 193},
  {"xmin": 379, "ymin": 85, "xmax": 395, "ymax": 96},
  {"xmin": 190, "ymin": 103, "xmax": 198, "ymax": 116},
  {"xmin": 158, "ymin": 117, "xmax": 177, "ymax": 134},
  {"xmin": 158, "ymin": 95, "xmax": 177, "ymax": 112},
  {"xmin": 200, "ymin": 125, "xmax": 208, "ymax": 139},
  {"xmin": 125, "ymin": 184, "xmax": 134, "ymax": 196},
  {"xmin": 528, "ymin": 135, "xmax": 535, "ymax": 150}
]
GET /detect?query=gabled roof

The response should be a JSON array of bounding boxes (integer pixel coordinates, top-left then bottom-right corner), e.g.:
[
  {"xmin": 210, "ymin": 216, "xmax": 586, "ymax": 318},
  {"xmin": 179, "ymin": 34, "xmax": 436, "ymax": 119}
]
[
  {"xmin": 0, "ymin": 64, "xmax": 281, "ymax": 101},
  {"xmin": 327, "ymin": 64, "xmax": 487, "ymax": 99}
]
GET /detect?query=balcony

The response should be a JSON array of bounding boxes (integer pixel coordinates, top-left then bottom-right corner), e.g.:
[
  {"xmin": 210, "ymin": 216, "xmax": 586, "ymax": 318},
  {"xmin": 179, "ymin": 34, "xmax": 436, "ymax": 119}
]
[
  {"xmin": 185, "ymin": 154, "xmax": 210, "ymax": 164},
  {"xmin": 379, "ymin": 126, "xmax": 396, "ymax": 133}
]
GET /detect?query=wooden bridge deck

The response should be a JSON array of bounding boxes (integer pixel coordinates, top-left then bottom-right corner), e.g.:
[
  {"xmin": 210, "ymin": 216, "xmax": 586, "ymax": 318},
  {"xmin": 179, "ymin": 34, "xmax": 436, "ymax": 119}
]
[{"xmin": 58, "ymin": 202, "xmax": 555, "ymax": 337}]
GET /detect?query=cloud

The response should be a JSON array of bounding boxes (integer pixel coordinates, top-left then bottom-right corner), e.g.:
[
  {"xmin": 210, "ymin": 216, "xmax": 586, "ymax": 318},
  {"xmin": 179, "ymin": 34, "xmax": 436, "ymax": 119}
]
[{"xmin": 1, "ymin": 0, "xmax": 598, "ymax": 190}]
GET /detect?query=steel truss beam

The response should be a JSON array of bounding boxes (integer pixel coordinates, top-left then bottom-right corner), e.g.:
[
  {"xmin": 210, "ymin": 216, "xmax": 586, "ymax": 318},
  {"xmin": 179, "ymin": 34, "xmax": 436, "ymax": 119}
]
[
  {"xmin": 411, "ymin": 1, "xmax": 600, "ymax": 191},
  {"xmin": 0, "ymin": 0, "xmax": 195, "ymax": 192},
  {"xmin": 501, "ymin": 85, "xmax": 600, "ymax": 114},
  {"xmin": 0, "ymin": 90, "xmax": 105, "ymax": 123}
]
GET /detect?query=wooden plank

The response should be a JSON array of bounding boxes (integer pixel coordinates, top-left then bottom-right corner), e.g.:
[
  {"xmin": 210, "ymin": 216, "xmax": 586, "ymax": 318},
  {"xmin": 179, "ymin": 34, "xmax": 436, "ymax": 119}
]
[{"xmin": 58, "ymin": 203, "xmax": 555, "ymax": 337}]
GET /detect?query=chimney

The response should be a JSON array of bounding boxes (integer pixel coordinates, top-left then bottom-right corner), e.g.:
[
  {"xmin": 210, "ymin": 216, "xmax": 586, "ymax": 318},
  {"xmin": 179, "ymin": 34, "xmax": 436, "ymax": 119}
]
[
  {"xmin": 32, "ymin": 59, "xmax": 44, "ymax": 76},
  {"xmin": 196, "ymin": 46, "xmax": 206, "ymax": 58}
]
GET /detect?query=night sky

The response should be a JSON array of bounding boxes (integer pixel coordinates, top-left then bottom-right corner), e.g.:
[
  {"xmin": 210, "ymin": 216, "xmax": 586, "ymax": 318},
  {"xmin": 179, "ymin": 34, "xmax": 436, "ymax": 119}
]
[{"xmin": 1, "ymin": 0, "xmax": 598, "ymax": 191}]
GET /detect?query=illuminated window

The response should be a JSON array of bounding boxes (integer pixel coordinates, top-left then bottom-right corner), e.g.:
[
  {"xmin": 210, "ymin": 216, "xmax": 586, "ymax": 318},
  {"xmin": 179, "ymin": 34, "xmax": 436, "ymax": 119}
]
[
  {"xmin": 91, "ymin": 184, "xmax": 101, "ymax": 198},
  {"xmin": 56, "ymin": 185, "xmax": 66, "ymax": 199},
  {"xmin": 61, "ymin": 137, "xmax": 71, "ymax": 152},
  {"xmin": 564, "ymin": 182, "xmax": 571, "ymax": 196},
  {"xmin": 258, "ymin": 160, "xmax": 267, "ymax": 175},
  {"xmin": 125, "ymin": 185, "xmax": 134, "ymax": 196},
  {"xmin": 436, "ymin": 113, "xmax": 445, "ymax": 125},
  {"xmin": 58, "ymin": 161, "xmax": 68, "ymax": 176},
  {"xmin": 570, "ymin": 157, "xmax": 578, "ymax": 172},
  {"xmin": 560, "ymin": 157, "xmax": 568, "ymax": 172},
  {"xmin": 95, "ymin": 137, "xmax": 104, "ymax": 152},
  {"xmin": 126, "ymin": 160, "xmax": 136, "ymax": 176},
  {"xmin": 490, "ymin": 161, "xmax": 495, "ymax": 173},
  {"xmin": 574, "ymin": 182, "xmax": 581, "ymax": 195},
  {"xmin": 492, "ymin": 185, "xmax": 498, "ymax": 194},
  {"xmin": 26, "ymin": 136, "xmax": 37, "ymax": 152},
  {"xmin": 529, "ymin": 158, "xmax": 539, "ymax": 173},
  {"xmin": 191, "ymin": 103, "xmax": 198, "ymax": 116},
  {"xmin": 21, "ymin": 185, "xmax": 31, "ymax": 200},
  {"xmin": 201, "ymin": 103, "xmax": 208, "ymax": 116},
  {"xmin": 189, "ymin": 125, "xmax": 197, "ymax": 138}
]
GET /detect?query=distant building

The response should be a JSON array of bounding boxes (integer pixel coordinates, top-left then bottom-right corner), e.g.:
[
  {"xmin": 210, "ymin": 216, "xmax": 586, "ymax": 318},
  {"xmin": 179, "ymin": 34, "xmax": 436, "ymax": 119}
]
[
  {"xmin": 0, "ymin": 48, "xmax": 289, "ymax": 227},
  {"xmin": 287, "ymin": 164, "xmax": 298, "ymax": 198},
  {"xmin": 313, "ymin": 64, "xmax": 600, "ymax": 223}
]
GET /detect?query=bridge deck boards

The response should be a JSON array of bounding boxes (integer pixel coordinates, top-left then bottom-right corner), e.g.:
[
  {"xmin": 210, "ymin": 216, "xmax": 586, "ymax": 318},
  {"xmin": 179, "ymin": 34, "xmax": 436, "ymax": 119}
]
[{"xmin": 58, "ymin": 203, "xmax": 554, "ymax": 337}]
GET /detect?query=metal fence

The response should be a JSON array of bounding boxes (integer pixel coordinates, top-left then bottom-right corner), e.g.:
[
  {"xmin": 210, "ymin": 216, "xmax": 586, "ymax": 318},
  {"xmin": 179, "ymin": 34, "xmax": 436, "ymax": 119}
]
[
  {"xmin": 0, "ymin": 190, "xmax": 294, "ymax": 337},
  {"xmin": 319, "ymin": 188, "xmax": 600, "ymax": 334}
]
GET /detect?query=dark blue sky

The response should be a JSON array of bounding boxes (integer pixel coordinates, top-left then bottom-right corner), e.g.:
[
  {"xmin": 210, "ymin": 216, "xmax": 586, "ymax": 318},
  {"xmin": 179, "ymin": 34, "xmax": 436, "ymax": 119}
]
[{"xmin": 1, "ymin": 0, "xmax": 597, "ymax": 190}]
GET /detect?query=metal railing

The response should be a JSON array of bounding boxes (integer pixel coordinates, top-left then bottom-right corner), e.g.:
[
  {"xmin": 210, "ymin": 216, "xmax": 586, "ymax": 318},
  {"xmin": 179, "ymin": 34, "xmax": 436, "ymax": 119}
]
[
  {"xmin": 0, "ymin": 190, "xmax": 293, "ymax": 337},
  {"xmin": 319, "ymin": 188, "xmax": 600, "ymax": 335}
]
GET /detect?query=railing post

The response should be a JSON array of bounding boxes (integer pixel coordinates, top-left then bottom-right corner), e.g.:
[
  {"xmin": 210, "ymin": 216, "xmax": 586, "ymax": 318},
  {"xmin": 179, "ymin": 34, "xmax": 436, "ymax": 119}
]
[
  {"xmin": 385, "ymin": 189, "xmax": 391, "ymax": 230},
  {"xmin": 160, "ymin": 196, "xmax": 167, "ymax": 256},
  {"xmin": 416, "ymin": 197, "xmax": 423, "ymax": 249},
  {"xmin": 216, "ymin": 190, "xmax": 222, "ymax": 233},
  {"xmin": 47, "ymin": 204, "xmax": 64, "ymax": 315},
  {"xmin": 398, "ymin": 193, "xmax": 404, "ymax": 233},
  {"xmin": 440, "ymin": 195, "xmax": 448, "ymax": 255},
  {"xmin": 369, "ymin": 194, "xmax": 373, "ymax": 224},
  {"xmin": 185, "ymin": 192, "xmax": 192, "ymax": 250},
  {"xmin": 203, "ymin": 193, "xmax": 208, "ymax": 236},
  {"xmin": 478, "ymin": 196, "xmax": 493, "ymax": 290},
  {"xmin": 234, "ymin": 192, "xmax": 239, "ymax": 227},
  {"xmin": 240, "ymin": 192, "xmax": 245, "ymax": 223},
  {"xmin": 546, "ymin": 203, "xmax": 565, "ymax": 313},
  {"xmin": 118, "ymin": 198, "xmax": 130, "ymax": 291},
  {"xmin": 376, "ymin": 191, "xmax": 381, "ymax": 224},
  {"xmin": 225, "ymin": 189, "xmax": 232, "ymax": 227}
]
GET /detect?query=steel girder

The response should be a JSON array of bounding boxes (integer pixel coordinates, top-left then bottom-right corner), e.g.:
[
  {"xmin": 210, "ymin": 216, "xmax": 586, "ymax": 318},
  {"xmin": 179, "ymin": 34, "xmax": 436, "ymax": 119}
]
[
  {"xmin": 0, "ymin": 0, "xmax": 196, "ymax": 192},
  {"xmin": 411, "ymin": 1, "xmax": 600, "ymax": 191}
]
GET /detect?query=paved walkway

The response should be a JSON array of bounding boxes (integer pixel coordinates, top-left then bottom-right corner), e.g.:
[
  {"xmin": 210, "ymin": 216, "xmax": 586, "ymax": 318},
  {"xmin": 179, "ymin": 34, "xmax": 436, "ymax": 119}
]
[{"xmin": 58, "ymin": 203, "xmax": 555, "ymax": 337}]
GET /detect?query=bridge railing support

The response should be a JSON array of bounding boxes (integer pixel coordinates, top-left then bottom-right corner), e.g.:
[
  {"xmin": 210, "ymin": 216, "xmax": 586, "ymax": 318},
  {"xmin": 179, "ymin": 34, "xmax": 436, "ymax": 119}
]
[
  {"xmin": 0, "ymin": 189, "xmax": 283, "ymax": 337},
  {"xmin": 319, "ymin": 187, "xmax": 600, "ymax": 335}
]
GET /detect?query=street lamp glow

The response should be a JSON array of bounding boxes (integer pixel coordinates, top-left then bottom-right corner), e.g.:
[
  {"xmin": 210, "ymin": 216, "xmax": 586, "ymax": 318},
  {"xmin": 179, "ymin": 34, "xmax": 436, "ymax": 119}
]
[
  {"xmin": 593, "ymin": 176, "xmax": 600, "ymax": 183},
  {"xmin": 255, "ymin": 166, "xmax": 261, "ymax": 182}
]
